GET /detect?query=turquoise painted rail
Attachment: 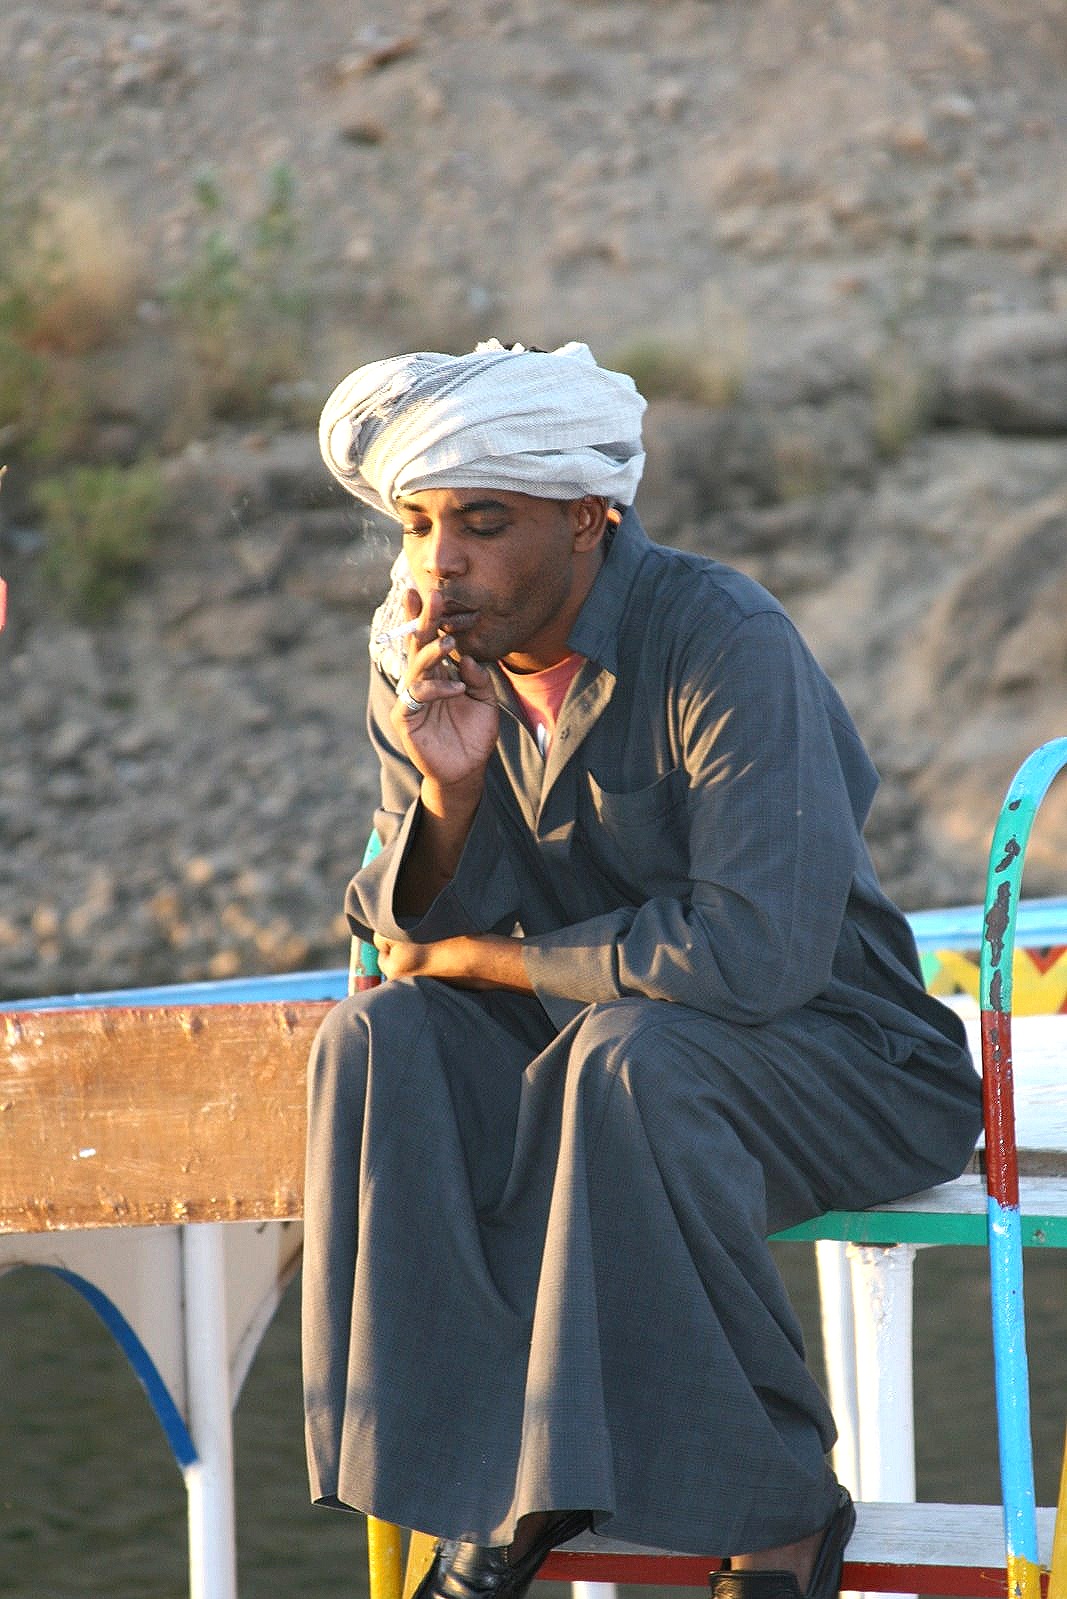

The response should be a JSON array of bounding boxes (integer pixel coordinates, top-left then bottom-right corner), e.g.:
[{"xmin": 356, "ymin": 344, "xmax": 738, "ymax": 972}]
[{"xmin": 978, "ymin": 738, "xmax": 1067, "ymax": 1599}]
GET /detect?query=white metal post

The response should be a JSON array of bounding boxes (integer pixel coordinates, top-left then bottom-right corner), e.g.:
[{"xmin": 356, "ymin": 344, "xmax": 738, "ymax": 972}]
[
  {"xmin": 183, "ymin": 1223, "xmax": 239, "ymax": 1599},
  {"xmin": 848, "ymin": 1242, "xmax": 917, "ymax": 1502},
  {"xmin": 815, "ymin": 1239, "xmax": 862, "ymax": 1494},
  {"xmin": 570, "ymin": 1582, "xmax": 617, "ymax": 1599},
  {"xmin": 817, "ymin": 1240, "xmax": 918, "ymax": 1599}
]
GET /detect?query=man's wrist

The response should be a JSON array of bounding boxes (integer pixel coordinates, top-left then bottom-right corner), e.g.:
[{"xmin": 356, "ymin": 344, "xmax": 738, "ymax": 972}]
[
  {"xmin": 420, "ymin": 774, "xmax": 483, "ymax": 824},
  {"xmin": 395, "ymin": 777, "xmax": 483, "ymax": 917}
]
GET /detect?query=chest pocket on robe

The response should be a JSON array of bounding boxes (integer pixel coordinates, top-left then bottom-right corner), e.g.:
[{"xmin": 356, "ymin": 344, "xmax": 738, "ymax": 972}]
[{"xmin": 581, "ymin": 766, "xmax": 691, "ymax": 901}]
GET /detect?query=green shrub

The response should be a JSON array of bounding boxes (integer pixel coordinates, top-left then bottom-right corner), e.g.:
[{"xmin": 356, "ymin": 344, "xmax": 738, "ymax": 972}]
[
  {"xmin": 33, "ymin": 460, "xmax": 167, "ymax": 618},
  {"xmin": 0, "ymin": 332, "xmax": 43, "ymax": 434},
  {"xmin": 870, "ymin": 342, "xmax": 934, "ymax": 460},
  {"xmin": 0, "ymin": 337, "xmax": 93, "ymax": 463},
  {"xmin": 167, "ymin": 165, "xmax": 311, "ymax": 421}
]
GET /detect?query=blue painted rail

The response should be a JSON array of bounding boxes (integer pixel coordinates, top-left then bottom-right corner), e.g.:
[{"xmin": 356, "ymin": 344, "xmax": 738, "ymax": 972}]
[{"xmin": 4, "ymin": 896, "xmax": 1064, "ymax": 1015}]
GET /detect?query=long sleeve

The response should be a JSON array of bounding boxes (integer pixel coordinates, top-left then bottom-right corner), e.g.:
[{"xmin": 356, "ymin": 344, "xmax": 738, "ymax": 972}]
[
  {"xmin": 344, "ymin": 517, "xmax": 922, "ymax": 1036},
  {"xmin": 520, "ymin": 609, "xmax": 876, "ymax": 1024},
  {"xmin": 344, "ymin": 664, "xmax": 525, "ymax": 944}
]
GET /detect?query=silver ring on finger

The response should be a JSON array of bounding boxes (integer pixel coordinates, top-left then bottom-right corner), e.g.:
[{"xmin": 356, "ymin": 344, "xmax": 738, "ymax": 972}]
[{"xmin": 398, "ymin": 684, "xmax": 424, "ymax": 716}]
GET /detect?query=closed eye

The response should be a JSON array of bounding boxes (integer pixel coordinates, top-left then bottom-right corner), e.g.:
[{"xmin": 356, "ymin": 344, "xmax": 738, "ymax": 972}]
[
  {"xmin": 465, "ymin": 521, "xmax": 508, "ymax": 538},
  {"xmin": 401, "ymin": 521, "xmax": 509, "ymax": 539}
]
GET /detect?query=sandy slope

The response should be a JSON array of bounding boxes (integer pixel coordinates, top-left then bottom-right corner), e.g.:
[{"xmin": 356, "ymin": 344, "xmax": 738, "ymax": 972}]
[{"xmin": 1, "ymin": 0, "xmax": 1065, "ymax": 998}]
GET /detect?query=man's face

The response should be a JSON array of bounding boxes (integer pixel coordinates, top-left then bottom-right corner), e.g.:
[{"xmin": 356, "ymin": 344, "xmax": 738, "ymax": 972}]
[{"xmin": 395, "ymin": 487, "xmax": 607, "ymax": 670}]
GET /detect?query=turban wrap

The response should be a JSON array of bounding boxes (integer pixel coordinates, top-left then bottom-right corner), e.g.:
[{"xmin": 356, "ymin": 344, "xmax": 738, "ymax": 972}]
[{"xmin": 318, "ymin": 340, "xmax": 646, "ymax": 519}]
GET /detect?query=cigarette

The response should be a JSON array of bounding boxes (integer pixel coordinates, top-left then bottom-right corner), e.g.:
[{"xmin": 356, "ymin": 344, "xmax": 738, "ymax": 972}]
[
  {"xmin": 374, "ymin": 616, "xmax": 460, "ymax": 646},
  {"xmin": 373, "ymin": 617, "xmax": 424, "ymax": 646}
]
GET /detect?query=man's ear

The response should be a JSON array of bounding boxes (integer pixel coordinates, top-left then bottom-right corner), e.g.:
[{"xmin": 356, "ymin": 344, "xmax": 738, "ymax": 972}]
[{"xmin": 570, "ymin": 495, "xmax": 610, "ymax": 551}]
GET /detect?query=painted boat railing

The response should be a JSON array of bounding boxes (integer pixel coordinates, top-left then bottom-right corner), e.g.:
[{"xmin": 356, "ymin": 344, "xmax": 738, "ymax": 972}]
[
  {"xmin": 4, "ymin": 896, "xmax": 1065, "ymax": 1016},
  {"xmin": 978, "ymin": 739, "xmax": 1067, "ymax": 1599},
  {"xmin": 2, "ymin": 746, "xmax": 1066, "ymax": 1599}
]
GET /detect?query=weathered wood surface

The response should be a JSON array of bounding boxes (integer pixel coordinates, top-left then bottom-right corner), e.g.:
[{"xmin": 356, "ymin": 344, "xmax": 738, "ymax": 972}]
[
  {"xmin": 1, "ymin": 1005, "xmax": 1063, "ymax": 1237},
  {"xmin": 0, "ymin": 1002, "xmax": 332, "ymax": 1233},
  {"xmin": 777, "ymin": 1172, "xmax": 1067, "ymax": 1246},
  {"xmin": 873, "ymin": 1173, "xmax": 1067, "ymax": 1216}
]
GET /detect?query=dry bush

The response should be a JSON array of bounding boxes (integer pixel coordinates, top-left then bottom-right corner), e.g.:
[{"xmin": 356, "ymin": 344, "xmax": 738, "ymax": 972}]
[
  {"xmin": 612, "ymin": 336, "xmax": 746, "ymax": 408},
  {"xmin": 15, "ymin": 188, "xmax": 143, "ymax": 355},
  {"xmin": 612, "ymin": 289, "xmax": 749, "ymax": 408}
]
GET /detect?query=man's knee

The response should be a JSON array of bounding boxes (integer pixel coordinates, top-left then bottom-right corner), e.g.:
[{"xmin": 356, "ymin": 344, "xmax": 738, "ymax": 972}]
[
  {"xmin": 566, "ymin": 997, "xmax": 682, "ymax": 1102},
  {"xmin": 571, "ymin": 997, "xmax": 665, "ymax": 1053},
  {"xmin": 311, "ymin": 991, "xmax": 367, "ymax": 1064},
  {"xmin": 309, "ymin": 982, "xmax": 410, "ymax": 1087},
  {"xmin": 568, "ymin": 998, "xmax": 740, "ymax": 1120}
]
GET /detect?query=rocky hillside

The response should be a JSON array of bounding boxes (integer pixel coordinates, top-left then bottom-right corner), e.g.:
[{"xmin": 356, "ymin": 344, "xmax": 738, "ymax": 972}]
[{"xmin": 1, "ymin": 0, "xmax": 1065, "ymax": 1001}]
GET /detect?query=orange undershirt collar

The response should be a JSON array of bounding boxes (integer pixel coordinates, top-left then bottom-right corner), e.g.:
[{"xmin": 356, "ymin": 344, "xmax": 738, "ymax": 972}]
[{"xmin": 499, "ymin": 651, "xmax": 584, "ymax": 756}]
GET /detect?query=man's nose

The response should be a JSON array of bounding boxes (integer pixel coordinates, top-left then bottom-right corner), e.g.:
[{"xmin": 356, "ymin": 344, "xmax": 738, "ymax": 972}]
[{"xmin": 421, "ymin": 527, "xmax": 466, "ymax": 580}]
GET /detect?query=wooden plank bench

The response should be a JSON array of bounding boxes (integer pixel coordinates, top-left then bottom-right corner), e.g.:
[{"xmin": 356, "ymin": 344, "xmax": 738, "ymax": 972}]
[
  {"xmin": 2, "ymin": 991, "xmax": 1066, "ymax": 1599},
  {"xmin": 0, "ymin": 1002, "xmax": 328, "ymax": 1230}
]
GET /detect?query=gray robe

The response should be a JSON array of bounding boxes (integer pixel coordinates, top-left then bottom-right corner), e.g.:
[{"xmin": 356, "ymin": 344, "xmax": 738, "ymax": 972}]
[{"xmin": 302, "ymin": 511, "xmax": 982, "ymax": 1554}]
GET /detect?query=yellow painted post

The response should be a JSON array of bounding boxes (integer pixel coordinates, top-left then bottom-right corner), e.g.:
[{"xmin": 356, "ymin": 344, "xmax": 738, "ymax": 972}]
[
  {"xmin": 403, "ymin": 1531, "xmax": 440, "ymax": 1599},
  {"xmin": 351, "ymin": 835, "xmax": 431, "ymax": 1599},
  {"xmin": 1049, "ymin": 1423, "xmax": 1067, "ymax": 1599},
  {"xmin": 349, "ymin": 865, "xmax": 405, "ymax": 1599},
  {"xmin": 367, "ymin": 1518, "xmax": 404, "ymax": 1599}
]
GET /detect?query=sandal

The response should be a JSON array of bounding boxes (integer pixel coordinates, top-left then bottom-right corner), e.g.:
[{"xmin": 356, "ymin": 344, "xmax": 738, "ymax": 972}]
[{"xmin": 709, "ymin": 1486, "xmax": 856, "ymax": 1599}]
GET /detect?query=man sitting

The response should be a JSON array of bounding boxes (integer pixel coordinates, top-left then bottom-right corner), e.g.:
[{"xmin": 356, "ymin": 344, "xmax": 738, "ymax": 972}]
[{"xmin": 302, "ymin": 339, "xmax": 982, "ymax": 1599}]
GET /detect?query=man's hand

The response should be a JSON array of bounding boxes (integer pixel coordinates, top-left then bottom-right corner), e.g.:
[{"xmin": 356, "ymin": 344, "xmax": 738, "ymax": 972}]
[
  {"xmin": 391, "ymin": 589, "xmax": 499, "ymax": 794},
  {"xmin": 391, "ymin": 589, "xmax": 502, "ymax": 918},
  {"xmin": 373, "ymin": 933, "xmax": 533, "ymax": 993}
]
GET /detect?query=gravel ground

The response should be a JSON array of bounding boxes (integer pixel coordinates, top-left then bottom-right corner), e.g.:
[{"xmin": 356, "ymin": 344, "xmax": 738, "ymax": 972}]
[{"xmin": 1, "ymin": 0, "xmax": 1066, "ymax": 1000}]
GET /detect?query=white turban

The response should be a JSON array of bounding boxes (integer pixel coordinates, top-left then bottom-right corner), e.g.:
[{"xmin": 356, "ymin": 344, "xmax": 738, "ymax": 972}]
[{"xmin": 318, "ymin": 339, "xmax": 646, "ymax": 518}]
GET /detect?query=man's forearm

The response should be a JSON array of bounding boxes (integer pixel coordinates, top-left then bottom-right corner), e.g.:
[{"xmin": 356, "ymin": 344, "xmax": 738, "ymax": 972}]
[
  {"xmin": 394, "ymin": 774, "xmax": 482, "ymax": 917},
  {"xmin": 374, "ymin": 931, "xmax": 533, "ymax": 992}
]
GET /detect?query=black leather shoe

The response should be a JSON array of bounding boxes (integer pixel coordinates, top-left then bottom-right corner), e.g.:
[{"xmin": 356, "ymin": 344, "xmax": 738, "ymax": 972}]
[
  {"xmin": 413, "ymin": 1510, "xmax": 593, "ymax": 1599},
  {"xmin": 708, "ymin": 1487, "xmax": 856, "ymax": 1599}
]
